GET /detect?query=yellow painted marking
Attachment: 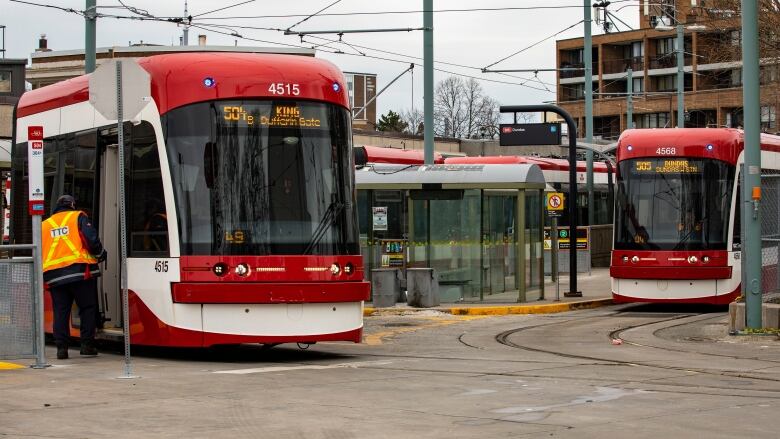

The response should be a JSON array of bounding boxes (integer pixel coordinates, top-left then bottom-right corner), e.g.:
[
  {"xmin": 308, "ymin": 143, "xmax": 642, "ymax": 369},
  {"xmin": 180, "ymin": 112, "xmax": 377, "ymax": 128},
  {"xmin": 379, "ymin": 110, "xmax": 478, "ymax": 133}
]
[
  {"xmin": 364, "ymin": 316, "xmax": 487, "ymax": 346},
  {"xmin": 365, "ymin": 299, "xmax": 613, "ymax": 317},
  {"xmin": 0, "ymin": 362, "xmax": 25, "ymax": 370}
]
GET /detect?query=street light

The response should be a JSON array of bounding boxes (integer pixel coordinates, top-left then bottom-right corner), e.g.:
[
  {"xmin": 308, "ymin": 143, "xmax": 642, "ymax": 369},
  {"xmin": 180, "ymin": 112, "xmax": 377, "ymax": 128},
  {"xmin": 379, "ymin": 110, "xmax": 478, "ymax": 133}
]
[{"xmin": 654, "ymin": 16, "xmax": 706, "ymax": 128}]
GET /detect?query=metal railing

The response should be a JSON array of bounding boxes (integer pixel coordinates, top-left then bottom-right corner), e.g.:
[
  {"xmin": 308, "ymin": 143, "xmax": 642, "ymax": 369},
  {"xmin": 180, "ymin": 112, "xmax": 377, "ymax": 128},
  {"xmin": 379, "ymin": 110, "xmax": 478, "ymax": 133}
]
[{"xmin": 0, "ymin": 244, "xmax": 47, "ymax": 367}]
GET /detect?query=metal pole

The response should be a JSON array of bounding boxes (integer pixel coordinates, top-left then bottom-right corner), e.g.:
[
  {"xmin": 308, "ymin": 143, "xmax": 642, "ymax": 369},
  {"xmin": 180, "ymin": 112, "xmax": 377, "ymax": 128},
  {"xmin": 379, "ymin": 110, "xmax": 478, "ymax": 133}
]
[
  {"xmin": 423, "ymin": 0, "xmax": 434, "ymax": 165},
  {"xmin": 552, "ymin": 216, "xmax": 559, "ymax": 301},
  {"xmin": 677, "ymin": 23, "xmax": 684, "ymax": 128},
  {"xmin": 742, "ymin": 0, "xmax": 762, "ymax": 329},
  {"xmin": 31, "ymin": 216, "xmax": 47, "ymax": 368},
  {"xmin": 627, "ymin": 68, "xmax": 633, "ymax": 129},
  {"xmin": 584, "ymin": 0, "xmax": 594, "ymax": 227},
  {"xmin": 115, "ymin": 61, "xmax": 135, "ymax": 378},
  {"xmin": 182, "ymin": 0, "xmax": 189, "ymax": 46},
  {"xmin": 500, "ymin": 104, "xmax": 579, "ymax": 296},
  {"xmin": 85, "ymin": 0, "xmax": 96, "ymax": 74}
]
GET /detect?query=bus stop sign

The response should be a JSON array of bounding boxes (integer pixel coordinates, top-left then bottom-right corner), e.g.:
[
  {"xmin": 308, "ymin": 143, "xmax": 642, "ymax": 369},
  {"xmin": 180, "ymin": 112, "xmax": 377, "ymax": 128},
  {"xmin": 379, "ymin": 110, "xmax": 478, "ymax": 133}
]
[{"xmin": 89, "ymin": 59, "xmax": 151, "ymax": 121}]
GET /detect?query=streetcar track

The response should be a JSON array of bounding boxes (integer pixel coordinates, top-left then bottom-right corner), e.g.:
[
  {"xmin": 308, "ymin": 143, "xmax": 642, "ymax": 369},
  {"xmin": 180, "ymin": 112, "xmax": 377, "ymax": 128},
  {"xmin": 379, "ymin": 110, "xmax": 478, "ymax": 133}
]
[
  {"xmin": 610, "ymin": 314, "xmax": 780, "ymax": 364},
  {"xmin": 494, "ymin": 313, "xmax": 780, "ymax": 383}
]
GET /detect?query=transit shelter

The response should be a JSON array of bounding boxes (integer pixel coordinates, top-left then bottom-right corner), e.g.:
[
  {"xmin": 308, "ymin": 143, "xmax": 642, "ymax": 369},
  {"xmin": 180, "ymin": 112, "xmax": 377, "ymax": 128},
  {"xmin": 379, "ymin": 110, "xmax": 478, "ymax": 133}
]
[{"xmin": 356, "ymin": 164, "xmax": 546, "ymax": 303}]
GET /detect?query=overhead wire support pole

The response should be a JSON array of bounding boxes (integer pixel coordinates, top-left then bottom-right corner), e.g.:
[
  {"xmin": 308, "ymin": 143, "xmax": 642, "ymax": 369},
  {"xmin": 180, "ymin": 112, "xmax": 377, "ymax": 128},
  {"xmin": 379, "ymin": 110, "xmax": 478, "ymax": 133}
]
[
  {"xmin": 627, "ymin": 68, "xmax": 633, "ymax": 128},
  {"xmin": 353, "ymin": 64, "xmax": 414, "ymax": 120},
  {"xmin": 584, "ymin": 0, "xmax": 594, "ymax": 229},
  {"xmin": 742, "ymin": 0, "xmax": 762, "ymax": 329},
  {"xmin": 85, "ymin": 0, "xmax": 96, "ymax": 74},
  {"xmin": 423, "ymin": 0, "xmax": 433, "ymax": 165},
  {"xmin": 677, "ymin": 22, "xmax": 685, "ymax": 128}
]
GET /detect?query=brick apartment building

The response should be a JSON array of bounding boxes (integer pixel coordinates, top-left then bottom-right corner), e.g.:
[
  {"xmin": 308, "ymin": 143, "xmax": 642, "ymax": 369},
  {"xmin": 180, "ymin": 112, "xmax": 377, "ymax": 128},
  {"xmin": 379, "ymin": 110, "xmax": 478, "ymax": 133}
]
[{"xmin": 556, "ymin": 0, "xmax": 779, "ymax": 140}]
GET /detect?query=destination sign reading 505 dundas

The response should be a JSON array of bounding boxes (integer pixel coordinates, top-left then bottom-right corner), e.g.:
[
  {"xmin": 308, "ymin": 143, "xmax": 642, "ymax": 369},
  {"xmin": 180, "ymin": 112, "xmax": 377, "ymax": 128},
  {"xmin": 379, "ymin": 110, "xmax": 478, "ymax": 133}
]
[
  {"xmin": 221, "ymin": 105, "xmax": 322, "ymax": 128},
  {"xmin": 634, "ymin": 159, "xmax": 699, "ymax": 174}
]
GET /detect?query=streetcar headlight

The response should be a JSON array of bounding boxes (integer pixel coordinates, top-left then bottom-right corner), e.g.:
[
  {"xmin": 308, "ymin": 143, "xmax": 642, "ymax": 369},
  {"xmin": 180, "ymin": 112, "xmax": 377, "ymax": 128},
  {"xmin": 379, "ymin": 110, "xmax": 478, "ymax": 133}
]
[
  {"xmin": 688, "ymin": 255, "xmax": 698, "ymax": 264},
  {"xmin": 702, "ymin": 256, "xmax": 710, "ymax": 263},
  {"xmin": 235, "ymin": 263, "xmax": 250, "ymax": 277},
  {"xmin": 631, "ymin": 255, "xmax": 639, "ymax": 264},
  {"xmin": 213, "ymin": 262, "xmax": 229, "ymax": 277},
  {"xmin": 344, "ymin": 262, "xmax": 354, "ymax": 275},
  {"xmin": 627, "ymin": 145, "xmax": 633, "ymax": 151},
  {"xmin": 330, "ymin": 263, "xmax": 341, "ymax": 275},
  {"xmin": 622, "ymin": 256, "xmax": 629, "ymax": 263},
  {"xmin": 706, "ymin": 144, "xmax": 714, "ymax": 151}
]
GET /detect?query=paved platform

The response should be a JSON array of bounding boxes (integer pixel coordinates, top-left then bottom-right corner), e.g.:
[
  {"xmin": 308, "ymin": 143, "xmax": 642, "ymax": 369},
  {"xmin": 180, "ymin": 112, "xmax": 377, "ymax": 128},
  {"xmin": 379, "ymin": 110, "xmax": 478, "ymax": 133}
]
[{"xmin": 366, "ymin": 268, "xmax": 613, "ymax": 316}]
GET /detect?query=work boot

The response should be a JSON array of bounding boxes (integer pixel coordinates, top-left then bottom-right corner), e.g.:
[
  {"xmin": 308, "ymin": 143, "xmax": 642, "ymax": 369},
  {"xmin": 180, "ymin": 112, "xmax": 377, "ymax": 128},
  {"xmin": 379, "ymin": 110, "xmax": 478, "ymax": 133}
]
[
  {"xmin": 80, "ymin": 340, "xmax": 98, "ymax": 357},
  {"xmin": 56, "ymin": 342, "xmax": 68, "ymax": 360}
]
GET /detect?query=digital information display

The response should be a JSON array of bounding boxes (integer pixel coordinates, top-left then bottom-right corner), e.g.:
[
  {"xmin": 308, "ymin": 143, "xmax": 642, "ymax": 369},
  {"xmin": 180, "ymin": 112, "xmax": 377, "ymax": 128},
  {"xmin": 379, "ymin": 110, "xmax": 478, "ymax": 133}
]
[
  {"xmin": 633, "ymin": 159, "xmax": 699, "ymax": 174},
  {"xmin": 221, "ymin": 105, "xmax": 323, "ymax": 128}
]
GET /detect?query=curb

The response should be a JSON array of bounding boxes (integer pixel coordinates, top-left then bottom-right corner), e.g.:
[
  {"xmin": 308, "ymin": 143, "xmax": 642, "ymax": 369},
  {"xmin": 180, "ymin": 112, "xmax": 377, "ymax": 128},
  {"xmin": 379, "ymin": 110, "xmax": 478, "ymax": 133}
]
[{"xmin": 364, "ymin": 298, "xmax": 614, "ymax": 317}]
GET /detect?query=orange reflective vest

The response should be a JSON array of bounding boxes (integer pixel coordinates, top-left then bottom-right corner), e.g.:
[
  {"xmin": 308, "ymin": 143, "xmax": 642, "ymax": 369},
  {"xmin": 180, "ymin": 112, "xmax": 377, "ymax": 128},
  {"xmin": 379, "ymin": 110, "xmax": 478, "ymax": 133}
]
[{"xmin": 42, "ymin": 211, "xmax": 98, "ymax": 273}]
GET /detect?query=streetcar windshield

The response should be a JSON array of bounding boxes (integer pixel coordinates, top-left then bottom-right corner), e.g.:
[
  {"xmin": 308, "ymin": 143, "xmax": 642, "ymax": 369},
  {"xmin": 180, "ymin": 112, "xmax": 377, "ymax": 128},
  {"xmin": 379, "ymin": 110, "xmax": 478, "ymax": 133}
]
[
  {"xmin": 614, "ymin": 157, "xmax": 734, "ymax": 251},
  {"xmin": 163, "ymin": 100, "xmax": 359, "ymax": 255}
]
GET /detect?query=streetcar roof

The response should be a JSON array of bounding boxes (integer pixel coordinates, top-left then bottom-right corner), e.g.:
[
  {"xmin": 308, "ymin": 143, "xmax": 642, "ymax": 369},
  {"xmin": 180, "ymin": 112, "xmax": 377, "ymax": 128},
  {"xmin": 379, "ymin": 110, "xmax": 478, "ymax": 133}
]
[
  {"xmin": 444, "ymin": 155, "xmax": 611, "ymax": 173},
  {"xmin": 355, "ymin": 163, "xmax": 546, "ymax": 189},
  {"xmin": 17, "ymin": 52, "xmax": 350, "ymax": 118},
  {"xmin": 615, "ymin": 128, "xmax": 780, "ymax": 163}
]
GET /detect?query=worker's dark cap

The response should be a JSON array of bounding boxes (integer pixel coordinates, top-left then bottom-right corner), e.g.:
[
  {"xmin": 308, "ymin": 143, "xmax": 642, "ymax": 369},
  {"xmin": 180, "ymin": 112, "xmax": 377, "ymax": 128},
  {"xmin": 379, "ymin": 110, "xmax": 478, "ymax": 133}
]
[{"xmin": 56, "ymin": 195, "xmax": 75, "ymax": 207}]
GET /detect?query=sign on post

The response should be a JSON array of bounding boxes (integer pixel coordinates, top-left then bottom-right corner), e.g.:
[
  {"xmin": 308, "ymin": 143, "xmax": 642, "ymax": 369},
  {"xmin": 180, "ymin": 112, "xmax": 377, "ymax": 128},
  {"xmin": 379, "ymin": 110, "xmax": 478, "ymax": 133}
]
[
  {"xmin": 89, "ymin": 60, "xmax": 150, "ymax": 379},
  {"xmin": 89, "ymin": 59, "xmax": 151, "ymax": 121},
  {"xmin": 546, "ymin": 192, "xmax": 564, "ymax": 218},
  {"xmin": 499, "ymin": 122, "xmax": 562, "ymax": 146},
  {"xmin": 27, "ymin": 127, "xmax": 44, "ymax": 216}
]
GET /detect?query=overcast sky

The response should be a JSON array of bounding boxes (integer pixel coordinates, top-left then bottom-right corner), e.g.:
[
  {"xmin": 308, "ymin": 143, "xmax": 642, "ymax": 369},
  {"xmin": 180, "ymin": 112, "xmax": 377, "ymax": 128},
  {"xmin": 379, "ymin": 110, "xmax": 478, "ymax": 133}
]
[{"xmin": 1, "ymin": 0, "xmax": 640, "ymax": 117}]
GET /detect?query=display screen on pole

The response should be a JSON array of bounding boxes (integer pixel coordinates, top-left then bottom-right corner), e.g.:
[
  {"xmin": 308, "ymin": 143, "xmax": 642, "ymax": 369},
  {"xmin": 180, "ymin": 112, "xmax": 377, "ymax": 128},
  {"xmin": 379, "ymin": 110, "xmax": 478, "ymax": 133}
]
[{"xmin": 499, "ymin": 122, "xmax": 562, "ymax": 146}]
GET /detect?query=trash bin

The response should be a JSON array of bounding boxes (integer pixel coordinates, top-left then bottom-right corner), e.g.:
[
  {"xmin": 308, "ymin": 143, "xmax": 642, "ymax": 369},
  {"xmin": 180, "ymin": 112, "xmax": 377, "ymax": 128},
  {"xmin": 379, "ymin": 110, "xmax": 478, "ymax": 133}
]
[
  {"xmin": 370, "ymin": 268, "xmax": 400, "ymax": 307},
  {"xmin": 406, "ymin": 268, "xmax": 439, "ymax": 308}
]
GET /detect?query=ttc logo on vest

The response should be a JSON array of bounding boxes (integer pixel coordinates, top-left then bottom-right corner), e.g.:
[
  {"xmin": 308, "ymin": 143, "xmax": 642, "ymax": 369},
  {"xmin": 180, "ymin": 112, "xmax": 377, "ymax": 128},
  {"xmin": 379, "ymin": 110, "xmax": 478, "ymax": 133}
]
[{"xmin": 50, "ymin": 226, "xmax": 70, "ymax": 238}]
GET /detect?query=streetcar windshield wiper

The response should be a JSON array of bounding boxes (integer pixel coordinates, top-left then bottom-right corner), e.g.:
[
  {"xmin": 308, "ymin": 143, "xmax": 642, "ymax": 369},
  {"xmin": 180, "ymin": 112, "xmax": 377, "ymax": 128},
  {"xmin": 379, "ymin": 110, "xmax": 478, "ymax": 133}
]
[{"xmin": 303, "ymin": 201, "xmax": 345, "ymax": 255}]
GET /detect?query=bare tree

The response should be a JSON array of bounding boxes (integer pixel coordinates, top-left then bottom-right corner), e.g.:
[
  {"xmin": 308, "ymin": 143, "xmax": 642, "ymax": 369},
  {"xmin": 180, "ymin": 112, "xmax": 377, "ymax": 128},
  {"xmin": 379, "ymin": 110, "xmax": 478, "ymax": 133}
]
[
  {"xmin": 433, "ymin": 76, "xmax": 500, "ymax": 138},
  {"xmin": 400, "ymin": 108, "xmax": 424, "ymax": 135},
  {"xmin": 434, "ymin": 76, "xmax": 467, "ymax": 137},
  {"xmin": 692, "ymin": 1, "xmax": 780, "ymax": 63}
]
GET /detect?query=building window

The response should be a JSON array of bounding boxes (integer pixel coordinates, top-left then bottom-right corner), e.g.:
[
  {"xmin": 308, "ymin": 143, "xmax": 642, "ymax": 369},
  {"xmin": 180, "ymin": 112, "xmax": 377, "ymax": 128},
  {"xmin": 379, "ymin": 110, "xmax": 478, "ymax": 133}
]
[
  {"xmin": 655, "ymin": 75, "xmax": 675, "ymax": 91},
  {"xmin": 730, "ymin": 68, "xmax": 742, "ymax": 86},
  {"xmin": 761, "ymin": 65, "xmax": 779, "ymax": 84},
  {"xmin": 0, "ymin": 71, "xmax": 11, "ymax": 93},
  {"xmin": 730, "ymin": 30, "xmax": 741, "ymax": 47},
  {"xmin": 632, "ymin": 77, "xmax": 644, "ymax": 93},
  {"xmin": 345, "ymin": 74, "xmax": 355, "ymax": 108},
  {"xmin": 656, "ymin": 38, "xmax": 676, "ymax": 56},
  {"xmin": 762, "ymin": 106, "xmax": 777, "ymax": 131},
  {"xmin": 636, "ymin": 112, "xmax": 670, "ymax": 128}
]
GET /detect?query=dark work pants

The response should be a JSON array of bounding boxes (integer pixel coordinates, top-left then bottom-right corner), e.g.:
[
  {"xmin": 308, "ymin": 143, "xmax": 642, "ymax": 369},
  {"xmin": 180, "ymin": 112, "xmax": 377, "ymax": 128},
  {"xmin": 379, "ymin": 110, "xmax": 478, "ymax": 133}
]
[{"xmin": 49, "ymin": 278, "xmax": 98, "ymax": 344}]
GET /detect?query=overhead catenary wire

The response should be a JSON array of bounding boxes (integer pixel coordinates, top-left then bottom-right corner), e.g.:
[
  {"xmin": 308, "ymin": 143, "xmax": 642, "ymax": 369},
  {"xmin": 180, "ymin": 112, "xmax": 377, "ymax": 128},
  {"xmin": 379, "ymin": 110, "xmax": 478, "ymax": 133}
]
[{"xmin": 286, "ymin": 0, "xmax": 343, "ymax": 32}]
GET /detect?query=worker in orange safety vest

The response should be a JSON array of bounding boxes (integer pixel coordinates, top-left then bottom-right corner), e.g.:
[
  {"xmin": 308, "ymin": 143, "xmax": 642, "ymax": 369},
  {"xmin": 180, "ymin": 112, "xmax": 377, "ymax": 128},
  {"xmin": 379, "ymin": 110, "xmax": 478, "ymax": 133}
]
[{"xmin": 42, "ymin": 195, "xmax": 106, "ymax": 360}]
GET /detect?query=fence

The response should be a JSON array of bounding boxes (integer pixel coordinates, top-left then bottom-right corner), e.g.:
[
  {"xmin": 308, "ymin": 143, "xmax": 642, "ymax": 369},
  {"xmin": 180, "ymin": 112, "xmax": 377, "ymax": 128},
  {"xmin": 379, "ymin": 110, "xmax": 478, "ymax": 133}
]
[
  {"xmin": 0, "ymin": 244, "xmax": 46, "ymax": 365},
  {"xmin": 761, "ymin": 173, "xmax": 780, "ymax": 301}
]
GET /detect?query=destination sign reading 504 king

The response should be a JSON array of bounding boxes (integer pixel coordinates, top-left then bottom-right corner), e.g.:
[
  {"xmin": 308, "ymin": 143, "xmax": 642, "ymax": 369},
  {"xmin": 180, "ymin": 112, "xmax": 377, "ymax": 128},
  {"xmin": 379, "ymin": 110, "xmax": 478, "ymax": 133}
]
[{"xmin": 221, "ymin": 105, "xmax": 323, "ymax": 128}]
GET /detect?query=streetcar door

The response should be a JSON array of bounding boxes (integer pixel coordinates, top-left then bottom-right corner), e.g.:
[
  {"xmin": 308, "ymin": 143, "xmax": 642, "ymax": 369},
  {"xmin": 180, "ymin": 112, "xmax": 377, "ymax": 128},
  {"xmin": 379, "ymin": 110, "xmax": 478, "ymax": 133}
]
[{"xmin": 98, "ymin": 141, "xmax": 122, "ymax": 329}]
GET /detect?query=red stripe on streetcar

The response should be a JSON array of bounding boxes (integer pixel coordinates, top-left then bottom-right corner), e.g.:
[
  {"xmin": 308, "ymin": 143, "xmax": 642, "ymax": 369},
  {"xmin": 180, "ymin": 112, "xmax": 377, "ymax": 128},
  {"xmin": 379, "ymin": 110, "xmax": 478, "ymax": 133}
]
[
  {"xmin": 172, "ymin": 282, "xmax": 370, "ymax": 304},
  {"xmin": 610, "ymin": 265, "xmax": 732, "ymax": 280},
  {"xmin": 612, "ymin": 290, "xmax": 739, "ymax": 305}
]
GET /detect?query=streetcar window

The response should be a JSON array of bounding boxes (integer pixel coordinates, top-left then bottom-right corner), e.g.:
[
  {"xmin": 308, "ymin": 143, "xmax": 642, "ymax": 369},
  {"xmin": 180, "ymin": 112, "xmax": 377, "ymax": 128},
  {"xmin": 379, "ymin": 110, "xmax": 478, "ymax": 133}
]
[
  {"xmin": 127, "ymin": 122, "xmax": 168, "ymax": 257},
  {"xmin": 615, "ymin": 158, "xmax": 735, "ymax": 250}
]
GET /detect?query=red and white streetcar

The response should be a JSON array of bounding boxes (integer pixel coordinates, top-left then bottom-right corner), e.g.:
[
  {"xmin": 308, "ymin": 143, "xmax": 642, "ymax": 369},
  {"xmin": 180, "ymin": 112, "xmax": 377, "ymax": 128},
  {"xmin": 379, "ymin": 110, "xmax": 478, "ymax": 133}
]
[
  {"xmin": 611, "ymin": 128, "xmax": 780, "ymax": 304},
  {"xmin": 11, "ymin": 52, "xmax": 369, "ymax": 346}
]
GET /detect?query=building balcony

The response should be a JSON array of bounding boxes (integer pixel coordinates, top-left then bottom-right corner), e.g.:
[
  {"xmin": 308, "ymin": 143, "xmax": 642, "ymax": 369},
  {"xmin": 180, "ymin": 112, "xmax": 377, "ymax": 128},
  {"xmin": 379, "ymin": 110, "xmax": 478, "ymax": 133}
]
[
  {"xmin": 558, "ymin": 62, "xmax": 599, "ymax": 79},
  {"xmin": 649, "ymin": 54, "xmax": 693, "ymax": 70},
  {"xmin": 601, "ymin": 57, "xmax": 645, "ymax": 75}
]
